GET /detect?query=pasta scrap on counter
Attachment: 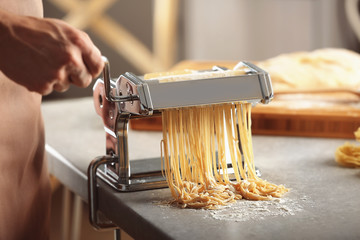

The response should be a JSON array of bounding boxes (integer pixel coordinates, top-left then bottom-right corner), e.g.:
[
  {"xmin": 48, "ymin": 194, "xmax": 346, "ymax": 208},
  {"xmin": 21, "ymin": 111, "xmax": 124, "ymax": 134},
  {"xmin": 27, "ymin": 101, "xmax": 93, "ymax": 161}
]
[
  {"xmin": 335, "ymin": 127, "xmax": 360, "ymax": 167},
  {"xmin": 161, "ymin": 102, "xmax": 288, "ymax": 209}
]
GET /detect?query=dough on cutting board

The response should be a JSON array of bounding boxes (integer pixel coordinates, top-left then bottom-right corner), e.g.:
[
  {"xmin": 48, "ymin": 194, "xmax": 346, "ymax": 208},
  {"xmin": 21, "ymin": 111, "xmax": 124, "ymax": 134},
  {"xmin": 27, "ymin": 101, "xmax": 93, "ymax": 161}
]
[{"xmin": 257, "ymin": 48, "xmax": 360, "ymax": 91}]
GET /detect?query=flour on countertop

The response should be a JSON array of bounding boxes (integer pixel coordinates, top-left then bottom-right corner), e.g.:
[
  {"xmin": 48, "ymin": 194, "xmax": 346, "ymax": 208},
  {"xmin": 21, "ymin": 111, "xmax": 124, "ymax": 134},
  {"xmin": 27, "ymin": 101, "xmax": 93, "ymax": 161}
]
[
  {"xmin": 153, "ymin": 195, "xmax": 308, "ymax": 222},
  {"xmin": 205, "ymin": 196, "xmax": 305, "ymax": 222}
]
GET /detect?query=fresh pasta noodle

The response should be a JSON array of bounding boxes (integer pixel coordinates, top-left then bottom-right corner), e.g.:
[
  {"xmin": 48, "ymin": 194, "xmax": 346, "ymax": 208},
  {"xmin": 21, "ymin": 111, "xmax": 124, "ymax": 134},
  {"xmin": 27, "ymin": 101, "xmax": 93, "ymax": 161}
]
[
  {"xmin": 335, "ymin": 127, "xmax": 360, "ymax": 167},
  {"xmin": 161, "ymin": 102, "xmax": 288, "ymax": 209}
]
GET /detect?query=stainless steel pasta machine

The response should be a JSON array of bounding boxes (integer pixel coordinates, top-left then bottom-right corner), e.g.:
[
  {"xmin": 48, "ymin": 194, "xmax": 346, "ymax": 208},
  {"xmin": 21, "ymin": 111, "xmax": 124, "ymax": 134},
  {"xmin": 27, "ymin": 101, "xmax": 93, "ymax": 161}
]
[{"xmin": 88, "ymin": 57, "xmax": 273, "ymax": 229}]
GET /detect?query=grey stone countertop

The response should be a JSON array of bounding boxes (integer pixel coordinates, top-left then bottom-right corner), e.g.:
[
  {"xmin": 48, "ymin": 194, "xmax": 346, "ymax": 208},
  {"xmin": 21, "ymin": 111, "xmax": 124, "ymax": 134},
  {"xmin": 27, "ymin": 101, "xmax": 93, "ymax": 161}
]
[{"xmin": 42, "ymin": 97, "xmax": 360, "ymax": 240}]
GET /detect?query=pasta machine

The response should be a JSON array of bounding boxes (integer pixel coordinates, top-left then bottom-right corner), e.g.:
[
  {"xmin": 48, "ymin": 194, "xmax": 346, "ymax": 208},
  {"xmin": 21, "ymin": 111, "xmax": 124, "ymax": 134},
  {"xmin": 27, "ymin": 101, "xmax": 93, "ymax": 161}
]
[{"xmin": 88, "ymin": 57, "xmax": 273, "ymax": 229}]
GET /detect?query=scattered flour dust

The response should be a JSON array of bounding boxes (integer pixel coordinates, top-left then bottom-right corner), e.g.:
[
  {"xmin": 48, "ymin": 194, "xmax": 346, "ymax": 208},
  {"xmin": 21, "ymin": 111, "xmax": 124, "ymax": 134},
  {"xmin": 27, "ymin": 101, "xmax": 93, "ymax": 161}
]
[
  {"xmin": 154, "ymin": 195, "xmax": 307, "ymax": 222},
  {"xmin": 206, "ymin": 196, "xmax": 305, "ymax": 222}
]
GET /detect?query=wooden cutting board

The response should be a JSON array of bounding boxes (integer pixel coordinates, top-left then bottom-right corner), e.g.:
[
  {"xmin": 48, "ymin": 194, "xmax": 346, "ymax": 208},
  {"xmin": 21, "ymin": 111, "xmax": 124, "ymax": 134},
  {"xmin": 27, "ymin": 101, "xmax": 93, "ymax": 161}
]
[{"xmin": 130, "ymin": 61, "xmax": 360, "ymax": 139}]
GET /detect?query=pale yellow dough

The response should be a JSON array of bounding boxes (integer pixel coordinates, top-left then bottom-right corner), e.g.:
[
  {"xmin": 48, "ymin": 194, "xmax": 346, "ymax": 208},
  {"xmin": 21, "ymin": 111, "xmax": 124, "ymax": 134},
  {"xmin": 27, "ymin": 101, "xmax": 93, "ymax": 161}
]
[{"xmin": 257, "ymin": 48, "xmax": 360, "ymax": 91}]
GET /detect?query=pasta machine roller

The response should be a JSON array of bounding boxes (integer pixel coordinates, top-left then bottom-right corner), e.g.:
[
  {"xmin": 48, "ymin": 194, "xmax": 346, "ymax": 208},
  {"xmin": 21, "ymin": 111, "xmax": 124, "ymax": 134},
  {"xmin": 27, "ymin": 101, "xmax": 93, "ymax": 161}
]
[{"xmin": 88, "ymin": 57, "xmax": 273, "ymax": 229}]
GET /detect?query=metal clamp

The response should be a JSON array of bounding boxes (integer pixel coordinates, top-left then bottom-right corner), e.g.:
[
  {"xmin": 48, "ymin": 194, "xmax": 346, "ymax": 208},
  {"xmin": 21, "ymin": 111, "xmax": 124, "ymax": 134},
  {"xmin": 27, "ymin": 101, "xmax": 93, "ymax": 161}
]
[{"xmin": 88, "ymin": 155, "xmax": 119, "ymax": 230}]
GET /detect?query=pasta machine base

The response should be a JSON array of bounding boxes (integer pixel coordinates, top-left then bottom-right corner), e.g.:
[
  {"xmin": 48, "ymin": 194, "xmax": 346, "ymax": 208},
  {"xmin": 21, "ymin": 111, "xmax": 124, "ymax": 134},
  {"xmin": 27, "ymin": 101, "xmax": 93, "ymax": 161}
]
[{"xmin": 94, "ymin": 157, "xmax": 167, "ymax": 192}]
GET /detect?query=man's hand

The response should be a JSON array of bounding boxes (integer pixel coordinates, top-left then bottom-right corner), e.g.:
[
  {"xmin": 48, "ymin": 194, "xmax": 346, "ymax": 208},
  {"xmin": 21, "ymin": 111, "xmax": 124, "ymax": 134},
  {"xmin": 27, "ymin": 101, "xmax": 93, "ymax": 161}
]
[{"xmin": 0, "ymin": 9, "xmax": 104, "ymax": 95}]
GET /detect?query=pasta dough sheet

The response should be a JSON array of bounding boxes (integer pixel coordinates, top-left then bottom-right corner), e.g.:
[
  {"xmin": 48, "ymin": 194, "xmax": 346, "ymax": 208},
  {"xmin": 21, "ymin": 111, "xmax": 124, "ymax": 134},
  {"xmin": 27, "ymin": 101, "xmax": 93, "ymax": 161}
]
[{"xmin": 257, "ymin": 48, "xmax": 360, "ymax": 92}]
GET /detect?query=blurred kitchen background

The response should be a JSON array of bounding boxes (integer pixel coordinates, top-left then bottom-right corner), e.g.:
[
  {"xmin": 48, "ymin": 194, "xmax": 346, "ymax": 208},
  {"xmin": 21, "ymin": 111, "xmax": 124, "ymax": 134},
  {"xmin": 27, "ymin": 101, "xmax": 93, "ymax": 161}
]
[
  {"xmin": 43, "ymin": 0, "xmax": 360, "ymax": 100},
  {"xmin": 44, "ymin": 0, "xmax": 360, "ymax": 239}
]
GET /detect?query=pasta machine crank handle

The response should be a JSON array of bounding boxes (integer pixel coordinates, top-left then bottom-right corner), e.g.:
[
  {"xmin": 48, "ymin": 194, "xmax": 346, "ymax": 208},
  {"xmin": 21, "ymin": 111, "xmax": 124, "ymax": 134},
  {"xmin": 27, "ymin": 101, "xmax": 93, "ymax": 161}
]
[
  {"xmin": 102, "ymin": 56, "xmax": 140, "ymax": 103},
  {"xmin": 88, "ymin": 155, "xmax": 119, "ymax": 230}
]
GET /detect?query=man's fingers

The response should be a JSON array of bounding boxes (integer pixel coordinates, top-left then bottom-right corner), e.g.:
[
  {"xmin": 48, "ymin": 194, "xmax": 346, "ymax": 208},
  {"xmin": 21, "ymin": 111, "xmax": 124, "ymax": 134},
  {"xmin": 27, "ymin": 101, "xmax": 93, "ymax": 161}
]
[
  {"xmin": 67, "ymin": 63, "xmax": 92, "ymax": 88},
  {"xmin": 49, "ymin": 24, "xmax": 102, "ymax": 93},
  {"xmin": 53, "ymin": 81, "xmax": 70, "ymax": 92},
  {"xmin": 83, "ymin": 45, "xmax": 104, "ymax": 78},
  {"xmin": 73, "ymin": 31, "xmax": 104, "ymax": 78},
  {"xmin": 65, "ymin": 50, "xmax": 93, "ymax": 88}
]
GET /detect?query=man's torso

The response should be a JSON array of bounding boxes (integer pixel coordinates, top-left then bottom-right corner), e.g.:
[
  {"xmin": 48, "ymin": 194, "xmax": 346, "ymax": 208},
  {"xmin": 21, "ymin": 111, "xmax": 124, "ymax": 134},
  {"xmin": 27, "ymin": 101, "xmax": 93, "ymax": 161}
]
[{"xmin": 0, "ymin": 1, "xmax": 51, "ymax": 239}]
